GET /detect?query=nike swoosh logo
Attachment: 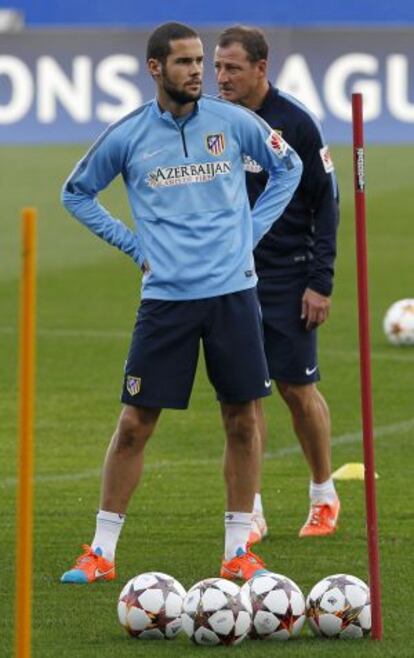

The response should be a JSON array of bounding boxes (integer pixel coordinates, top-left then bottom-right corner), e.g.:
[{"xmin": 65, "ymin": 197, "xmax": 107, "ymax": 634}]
[
  {"xmin": 264, "ymin": 380, "xmax": 272, "ymax": 388},
  {"xmin": 221, "ymin": 566, "xmax": 243, "ymax": 578},
  {"xmin": 95, "ymin": 567, "xmax": 114, "ymax": 579},
  {"xmin": 142, "ymin": 148, "xmax": 165, "ymax": 160},
  {"xmin": 305, "ymin": 366, "xmax": 318, "ymax": 376}
]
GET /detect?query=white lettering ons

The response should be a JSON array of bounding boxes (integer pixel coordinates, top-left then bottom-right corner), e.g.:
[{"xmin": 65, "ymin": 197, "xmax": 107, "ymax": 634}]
[
  {"xmin": 0, "ymin": 54, "xmax": 141, "ymax": 124},
  {"xmin": 146, "ymin": 161, "xmax": 232, "ymax": 188},
  {"xmin": 275, "ymin": 52, "xmax": 414, "ymax": 123}
]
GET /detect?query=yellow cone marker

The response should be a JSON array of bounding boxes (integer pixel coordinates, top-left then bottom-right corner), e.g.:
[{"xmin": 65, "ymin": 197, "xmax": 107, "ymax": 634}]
[{"xmin": 332, "ymin": 462, "xmax": 379, "ymax": 480}]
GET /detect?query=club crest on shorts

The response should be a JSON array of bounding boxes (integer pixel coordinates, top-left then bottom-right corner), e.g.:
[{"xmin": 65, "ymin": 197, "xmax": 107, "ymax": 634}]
[
  {"xmin": 126, "ymin": 375, "xmax": 141, "ymax": 396},
  {"xmin": 205, "ymin": 133, "xmax": 225, "ymax": 156}
]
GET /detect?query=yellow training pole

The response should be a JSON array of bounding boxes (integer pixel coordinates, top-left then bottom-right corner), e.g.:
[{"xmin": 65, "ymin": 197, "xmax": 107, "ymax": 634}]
[{"xmin": 15, "ymin": 208, "xmax": 37, "ymax": 658}]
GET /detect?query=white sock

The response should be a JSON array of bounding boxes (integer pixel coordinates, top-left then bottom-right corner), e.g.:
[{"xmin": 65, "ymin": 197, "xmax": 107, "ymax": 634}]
[
  {"xmin": 309, "ymin": 478, "xmax": 337, "ymax": 505},
  {"xmin": 224, "ymin": 511, "xmax": 252, "ymax": 560},
  {"xmin": 91, "ymin": 509, "xmax": 125, "ymax": 561},
  {"xmin": 253, "ymin": 493, "xmax": 263, "ymax": 516}
]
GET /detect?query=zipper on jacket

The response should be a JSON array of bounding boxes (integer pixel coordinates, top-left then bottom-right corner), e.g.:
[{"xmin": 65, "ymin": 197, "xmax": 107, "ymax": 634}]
[
  {"xmin": 180, "ymin": 126, "xmax": 188, "ymax": 157},
  {"xmin": 174, "ymin": 116, "xmax": 192, "ymax": 158}
]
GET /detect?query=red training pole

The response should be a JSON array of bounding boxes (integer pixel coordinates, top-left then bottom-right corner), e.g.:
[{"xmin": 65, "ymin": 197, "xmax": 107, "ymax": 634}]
[{"xmin": 351, "ymin": 93, "xmax": 382, "ymax": 640}]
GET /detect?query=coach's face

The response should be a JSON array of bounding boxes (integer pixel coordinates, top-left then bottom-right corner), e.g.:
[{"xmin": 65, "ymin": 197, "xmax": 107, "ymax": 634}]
[
  {"xmin": 214, "ymin": 42, "xmax": 266, "ymax": 108},
  {"xmin": 150, "ymin": 37, "xmax": 203, "ymax": 105}
]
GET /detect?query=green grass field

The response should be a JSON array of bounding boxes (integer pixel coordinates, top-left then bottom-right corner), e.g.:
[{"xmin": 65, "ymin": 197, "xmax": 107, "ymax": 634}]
[{"xmin": 1, "ymin": 144, "xmax": 413, "ymax": 657}]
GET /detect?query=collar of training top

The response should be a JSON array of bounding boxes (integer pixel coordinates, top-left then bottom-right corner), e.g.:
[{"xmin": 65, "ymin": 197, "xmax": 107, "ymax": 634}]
[
  {"xmin": 257, "ymin": 82, "xmax": 279, "ymax": 114},
  {"xmin": 152, "ymin": 98, "xmax": 201, "ymax": 122}
]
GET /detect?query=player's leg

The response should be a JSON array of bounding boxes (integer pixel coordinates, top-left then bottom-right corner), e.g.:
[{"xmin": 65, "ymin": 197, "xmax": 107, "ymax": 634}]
[
  {"xmin": 61, "ymin": 299, "xmax": 201, "ymax": 583},
  {"xmin": 220, "ymin": 400, "xmax": 266, "ymax": 580},
  {"xmin": 248, "ymin": 399, "xmax": 268, "ymax": 545},
  {"xmin": 100, "ymin": 404, "xmax": 161, "ymax": 514},
  {"xmin": 202, "ymin": 288, "xmax": 270, "ymax": 580},
  {"xmin": 221, "ymin": 401, "xmax": 261, "ymax": 513},
  {"xmin": 61, "ymin": 404, "xmax": 160, "ymax": 584}
]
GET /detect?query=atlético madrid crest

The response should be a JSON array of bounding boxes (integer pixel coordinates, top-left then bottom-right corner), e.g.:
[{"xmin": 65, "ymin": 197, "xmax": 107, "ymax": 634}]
[
  {"xmin": 205, "ymin": 133, "xmax": 225, "ymax": 156},
  {"xmin": 126, "ymin": 375, "xmax": 141, "ymax": 396}
]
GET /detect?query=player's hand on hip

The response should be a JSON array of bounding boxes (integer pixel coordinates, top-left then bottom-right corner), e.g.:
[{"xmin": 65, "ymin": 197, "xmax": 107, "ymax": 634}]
[
  {"xmin": 301, "ymin": 288, "xmax": 331, "ymax": 330},
  {"xmin": 141, "ymin": 259, "xmax": 151, "ymax": 275}
]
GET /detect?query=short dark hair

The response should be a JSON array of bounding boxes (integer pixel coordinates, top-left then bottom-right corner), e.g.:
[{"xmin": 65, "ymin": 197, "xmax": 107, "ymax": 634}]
[
  {"xmin": 217, "ymin": 25, "xmax": 268, "ymax": 62},
  {"xmin": 146, "ymin": 22, "xmax": 199, "ymax": 63}
]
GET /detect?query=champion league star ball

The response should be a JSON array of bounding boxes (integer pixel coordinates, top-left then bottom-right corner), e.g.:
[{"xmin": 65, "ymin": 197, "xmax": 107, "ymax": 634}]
[
  {"xmin": 181, "ymin": 577, "xmax": 252, "ymax": 646},
  {"xmin": 306, "ymin": 574, "xmax": 371, "ymax": 639},
  {"xmin": 383, "ymin": 298, "xmax": 414, "ymax": 345},
  {"xmin": 241, "ymin": 572, "xmax": 306, "ymax": 640},
  {"xmin": 117, "ymin": 572, "xmax": 186, "ymax": 639}
]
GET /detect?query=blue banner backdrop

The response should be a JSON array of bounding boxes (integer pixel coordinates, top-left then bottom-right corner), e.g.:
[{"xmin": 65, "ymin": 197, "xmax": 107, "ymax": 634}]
[{"xmin": 0, "ymin": 28, "xmax": 413, "ymax": 144}]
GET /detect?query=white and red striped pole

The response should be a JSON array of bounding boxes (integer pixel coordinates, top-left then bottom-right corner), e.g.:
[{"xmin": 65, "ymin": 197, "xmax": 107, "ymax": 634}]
[{"xmin": 351, "ymin": 93, "xmax": 382, "ymax": 640}]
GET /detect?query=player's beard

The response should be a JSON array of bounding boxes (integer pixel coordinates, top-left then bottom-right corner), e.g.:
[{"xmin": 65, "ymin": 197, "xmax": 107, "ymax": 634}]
[{"xmin": 162, "ymin": 69, "xmax": 202, "ymax": 105}]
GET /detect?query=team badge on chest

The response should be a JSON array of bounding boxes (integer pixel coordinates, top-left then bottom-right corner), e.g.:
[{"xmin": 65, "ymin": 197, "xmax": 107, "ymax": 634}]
[{"xmin": 205, "ymin": 133, "xmax": 225, "ymax": 156}]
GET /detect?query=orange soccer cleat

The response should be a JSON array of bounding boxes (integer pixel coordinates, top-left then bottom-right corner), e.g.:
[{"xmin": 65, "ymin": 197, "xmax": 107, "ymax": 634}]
[
  {"xmin": 299, "ymin": 498, "xmax": 340, "ymax": 538},
  {"xmin": 248, "ymin": 513, "xmax": 268, "ymax": 546},
  {"xmin": 220, "ymin": 548, "xmax": 268, "ymax": 581},
  {"xmin": 60, "ymin": 544, "xmax": 116, "ymax": 584}
]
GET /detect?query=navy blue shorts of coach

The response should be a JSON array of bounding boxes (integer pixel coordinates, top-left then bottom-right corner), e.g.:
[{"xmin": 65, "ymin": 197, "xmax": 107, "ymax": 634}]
[
  {"xmin": 121, "ymin": 288, "xmax": 271, "ymax": 409},
  {"xmin": 258, "ymin": 269, "xmax": 320, "ymax": 385}
]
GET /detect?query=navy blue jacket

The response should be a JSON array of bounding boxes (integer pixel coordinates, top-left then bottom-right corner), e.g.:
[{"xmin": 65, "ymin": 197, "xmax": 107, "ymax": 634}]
[{"xmin": 247, "ymin": 85, "xmax": 339, "ymax": 297}]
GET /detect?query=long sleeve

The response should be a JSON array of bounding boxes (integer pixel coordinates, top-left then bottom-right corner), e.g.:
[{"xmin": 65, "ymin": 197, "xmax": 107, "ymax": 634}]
[
  {"xmin": 298, "ymin": 122, "xmax": 339, "ymax": 296},
  {"xmin": 237, "ymin": 111, "xmax": 303, "ymax": 247},
  {"xmin": 61, "ymin": 127, "xmax": 144, "ymax": 266}
]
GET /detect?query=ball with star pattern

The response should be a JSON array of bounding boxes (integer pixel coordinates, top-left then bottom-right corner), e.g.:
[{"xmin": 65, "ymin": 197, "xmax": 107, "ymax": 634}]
[
  {"xmin": 306, "ymin": 573, "xmax": 371, "ymax": 639},
  {"xmin": 383, "ymin": 298, "xmax": 414, "ymax": 345},
  {"xmin": 181, "ymin": 577, "xmax": 252, "ymax": 646},
  {"xmin": 241, "ymin": 572, "xmax": 306, "ymax": 640},
  {"xmin": 117, "ymin": 572, "xmax": 186, "ymax": 639}
]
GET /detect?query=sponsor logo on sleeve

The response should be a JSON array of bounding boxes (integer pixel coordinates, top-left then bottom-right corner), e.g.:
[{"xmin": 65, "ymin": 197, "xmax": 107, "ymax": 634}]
[
  {"xmin": 320, "ymin": 145, "xmax": 335, "ymax": 173},
  {"xmin": 205, "ymin": 132, "xmax": 225, "ymax": 156},
  {"xmin": 266, "ymin": 130, "xmax": 289, "ymax": 158},
  {"xmin": 243, "ymin": 154, "xmax": 263, "ymax": 173}
]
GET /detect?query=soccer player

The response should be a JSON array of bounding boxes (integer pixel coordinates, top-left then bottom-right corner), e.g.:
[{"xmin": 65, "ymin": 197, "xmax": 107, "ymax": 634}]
[
  {"xmin": 60, "ymin": 22, "xmax": 302, "ymax": 583},
  {"xmin": 214, "ymin": 26, "xmax": 340, "ymax": 541}
]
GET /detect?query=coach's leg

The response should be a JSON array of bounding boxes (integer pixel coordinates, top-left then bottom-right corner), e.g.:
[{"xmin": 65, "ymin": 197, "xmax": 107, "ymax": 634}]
[
  {"xmin": 276, "ymin": 382, "xmax": 331, "ymax": 482},
  {"xmin": 276, "ymin": 382, "xmax": 339, "ymax": 536},
  {"xmin": 101, "ymin": 404, "xmax": 161, "ymax": 513}
]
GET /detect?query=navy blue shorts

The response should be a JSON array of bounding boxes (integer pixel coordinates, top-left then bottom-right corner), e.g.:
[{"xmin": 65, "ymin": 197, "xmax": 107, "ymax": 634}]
[
  {"xmin": 258, "ymin": 270, "xmax": 320, "ymax": 385},
  {"xmin": 121, "ymin": 288, "xmax": 271, "ymax": 409}
]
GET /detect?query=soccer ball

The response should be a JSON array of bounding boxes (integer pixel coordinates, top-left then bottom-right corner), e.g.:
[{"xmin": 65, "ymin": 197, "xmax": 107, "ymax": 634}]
[
  {"xmin": 383, "ymin": 298, "xmax": 414, "ymax": 345},
  {"xmin": 117, "ymin": 571, "xmax": 186, "ymax": 639},
  {"xmin": 306, "ymin": 574, "xmax": 371, "ymax": 639},
  {"xmin": 181, "ymin": 577, "xmax": 252, "ymax": 646},
  {"xmin": 241, "ymin": 572, "xmax": 306, "ymax": 640}
]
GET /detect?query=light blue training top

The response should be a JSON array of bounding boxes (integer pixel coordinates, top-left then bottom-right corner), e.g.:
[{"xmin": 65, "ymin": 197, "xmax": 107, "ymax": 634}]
[{"xmin": 62, "ymin": 95, "xmax": 302, "ymax": 300}]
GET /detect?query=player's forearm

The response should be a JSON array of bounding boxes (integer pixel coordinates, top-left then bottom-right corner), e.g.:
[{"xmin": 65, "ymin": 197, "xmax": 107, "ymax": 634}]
[
  {"xmin": 308, "ymin": 199, "xmax": 339, "ymax": 295},
  {"xmin": 61, "ymin": 189, "xmax": 144, "ymax": 265},
  {"xmin": 251, "ymin": 156, "xmax": 303, "ymax": 247},
  {"xmin": 308, "ymin": 233, "xmax": 337, "ymax": 296}
]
